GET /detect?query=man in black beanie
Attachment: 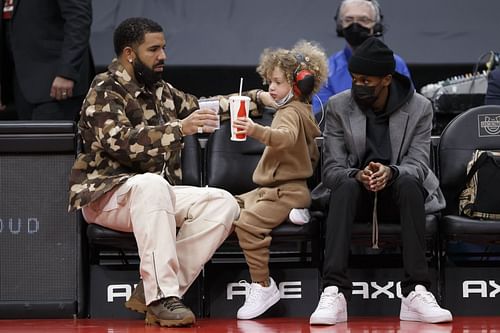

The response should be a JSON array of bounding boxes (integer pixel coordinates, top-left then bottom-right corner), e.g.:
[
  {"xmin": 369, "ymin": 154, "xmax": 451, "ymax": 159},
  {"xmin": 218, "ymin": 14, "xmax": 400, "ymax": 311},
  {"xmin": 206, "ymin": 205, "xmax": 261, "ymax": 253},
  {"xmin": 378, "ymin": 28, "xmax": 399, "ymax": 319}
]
[{"xmin": 310, "ymin": 37, "xmax": 453, "ymax": 325}]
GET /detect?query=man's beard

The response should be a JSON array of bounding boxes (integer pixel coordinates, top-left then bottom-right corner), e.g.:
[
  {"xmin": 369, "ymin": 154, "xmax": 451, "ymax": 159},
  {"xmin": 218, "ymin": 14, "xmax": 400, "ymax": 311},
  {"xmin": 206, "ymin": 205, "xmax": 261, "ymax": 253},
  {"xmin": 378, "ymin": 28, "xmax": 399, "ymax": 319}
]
[{"xmin": 133, "ymin": 56, "xmax": 164, "ymax": 88}]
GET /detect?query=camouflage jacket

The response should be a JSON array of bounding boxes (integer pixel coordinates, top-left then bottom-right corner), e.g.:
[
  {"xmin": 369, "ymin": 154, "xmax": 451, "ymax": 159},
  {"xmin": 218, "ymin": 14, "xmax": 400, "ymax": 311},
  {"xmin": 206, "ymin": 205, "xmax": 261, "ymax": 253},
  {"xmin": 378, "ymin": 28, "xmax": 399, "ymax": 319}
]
[{"xmin": 68, "ymin": 59, "xmax": 261, "ymax": 211}]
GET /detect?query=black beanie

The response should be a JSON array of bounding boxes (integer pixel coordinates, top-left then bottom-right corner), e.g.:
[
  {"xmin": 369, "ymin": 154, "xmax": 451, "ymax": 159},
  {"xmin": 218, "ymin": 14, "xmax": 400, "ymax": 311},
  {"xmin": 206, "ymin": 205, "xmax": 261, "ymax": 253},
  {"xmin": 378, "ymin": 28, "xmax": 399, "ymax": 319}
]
[{"xmin": 348, "ymin": 37, "xmax": 395, "ymax": 77}]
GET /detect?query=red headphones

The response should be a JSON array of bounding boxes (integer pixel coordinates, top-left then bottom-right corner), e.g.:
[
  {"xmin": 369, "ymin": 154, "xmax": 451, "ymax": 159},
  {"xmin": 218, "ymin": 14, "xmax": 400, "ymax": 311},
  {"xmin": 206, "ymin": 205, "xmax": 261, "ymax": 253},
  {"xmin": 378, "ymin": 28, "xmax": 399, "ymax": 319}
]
[{"xmin": 293, "ymin": 53, "xmax": 315, "ymax": 98}]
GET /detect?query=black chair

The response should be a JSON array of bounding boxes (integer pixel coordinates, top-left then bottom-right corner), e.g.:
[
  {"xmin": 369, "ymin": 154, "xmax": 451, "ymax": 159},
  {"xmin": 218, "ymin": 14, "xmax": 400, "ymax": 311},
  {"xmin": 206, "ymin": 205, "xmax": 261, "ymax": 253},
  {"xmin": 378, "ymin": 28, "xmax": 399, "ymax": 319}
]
[
  {"xmin": 438, "ymin": 105, "xmax": 500, "ymax": 256},
  {"xmin": 205, "ymin": 108, "xmax": 322, "ymax": 265},
  {"xmin": 86, "ymin": 134, "xmax": 202, "ymax": 264}
]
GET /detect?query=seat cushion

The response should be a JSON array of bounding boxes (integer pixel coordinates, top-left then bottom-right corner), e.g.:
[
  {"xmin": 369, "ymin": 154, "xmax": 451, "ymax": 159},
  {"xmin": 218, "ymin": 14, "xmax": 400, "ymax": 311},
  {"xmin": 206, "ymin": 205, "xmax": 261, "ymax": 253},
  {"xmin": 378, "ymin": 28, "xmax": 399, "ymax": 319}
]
[
  {"xmin": 442, "ymin": 215, "xmax": 500, "ymax": 239},
  {"xmin": 88, "ymin": 215, "xmax": 321, "ymax": 251},
  {"xmin": 86, "ymin": 224, "xmax": 137, "ymax": 250}
]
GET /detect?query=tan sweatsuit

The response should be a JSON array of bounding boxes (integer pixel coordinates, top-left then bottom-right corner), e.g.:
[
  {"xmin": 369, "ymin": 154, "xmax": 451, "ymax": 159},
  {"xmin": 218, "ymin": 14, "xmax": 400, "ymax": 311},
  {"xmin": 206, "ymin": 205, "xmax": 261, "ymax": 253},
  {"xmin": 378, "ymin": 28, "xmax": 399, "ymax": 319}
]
[{"xmin": 234, "ymin": 99, "xmax": 321, "ymax": 282}]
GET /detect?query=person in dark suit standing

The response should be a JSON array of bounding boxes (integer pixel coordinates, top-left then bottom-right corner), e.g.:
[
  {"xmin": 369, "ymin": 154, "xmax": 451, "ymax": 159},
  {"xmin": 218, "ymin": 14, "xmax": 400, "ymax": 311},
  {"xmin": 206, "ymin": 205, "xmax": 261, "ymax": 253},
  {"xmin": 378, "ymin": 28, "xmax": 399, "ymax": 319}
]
[
  {"xmin": 485, "ymin": 67, "xmax": 500, "ymax": 105},
  {"xmin": 0, "ymin": 0, "xmax": 93, "ymax": 120}
]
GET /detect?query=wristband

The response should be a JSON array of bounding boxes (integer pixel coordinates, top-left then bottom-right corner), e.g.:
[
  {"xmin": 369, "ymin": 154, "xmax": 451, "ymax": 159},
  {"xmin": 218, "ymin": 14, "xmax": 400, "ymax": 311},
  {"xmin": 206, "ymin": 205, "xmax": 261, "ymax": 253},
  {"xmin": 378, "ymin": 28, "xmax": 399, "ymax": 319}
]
[{"xmin": 256, "ymin": 89, "xmax": 263, "ymax": 104}]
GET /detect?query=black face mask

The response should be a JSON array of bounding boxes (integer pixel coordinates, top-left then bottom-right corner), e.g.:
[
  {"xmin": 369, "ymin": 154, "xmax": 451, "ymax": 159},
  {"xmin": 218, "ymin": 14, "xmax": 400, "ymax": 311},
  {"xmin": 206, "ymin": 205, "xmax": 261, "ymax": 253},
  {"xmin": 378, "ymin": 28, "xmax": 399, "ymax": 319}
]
[
  {"xmin": 352, "ymin": 83, "xmax": 380, "ymax": 108},
  {"xmin": 132, "ymin": 56, "xmax": 163, "ymax": 89},
  {"xmin": 343, "ymin": 23, "xmax": 372, "ymax": 47}
]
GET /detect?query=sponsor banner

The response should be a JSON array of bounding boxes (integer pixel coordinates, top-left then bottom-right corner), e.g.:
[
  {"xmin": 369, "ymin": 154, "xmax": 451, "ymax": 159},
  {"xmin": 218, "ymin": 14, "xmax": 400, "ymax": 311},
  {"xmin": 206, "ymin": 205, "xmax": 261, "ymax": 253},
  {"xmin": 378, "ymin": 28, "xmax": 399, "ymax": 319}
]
[
  {"xmin": 89, "ymin": 265, "xmax": 202, "ymax": 318},
  {"xmin": 205, "ymin": 264, "xmax": 320, "ymax": 318},
  {"xmin": 443, "ymin": 266, "xmax": 500, "ymax": 315},
  {"xmin": 348, "ymin": 268, "xmax": 439, "ymax": 316}
]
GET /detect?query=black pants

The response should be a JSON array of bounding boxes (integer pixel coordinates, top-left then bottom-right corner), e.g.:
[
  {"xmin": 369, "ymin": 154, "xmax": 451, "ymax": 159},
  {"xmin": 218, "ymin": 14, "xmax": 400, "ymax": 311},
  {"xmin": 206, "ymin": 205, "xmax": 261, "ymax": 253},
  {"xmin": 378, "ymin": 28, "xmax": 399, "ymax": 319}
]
[
  {"xmin": 13, "ymin": 74, "xmax": 83, "ymax": 121},
  {"xmin": 322, "ymin": 174, "xmax": 431, "ymax": 298}
]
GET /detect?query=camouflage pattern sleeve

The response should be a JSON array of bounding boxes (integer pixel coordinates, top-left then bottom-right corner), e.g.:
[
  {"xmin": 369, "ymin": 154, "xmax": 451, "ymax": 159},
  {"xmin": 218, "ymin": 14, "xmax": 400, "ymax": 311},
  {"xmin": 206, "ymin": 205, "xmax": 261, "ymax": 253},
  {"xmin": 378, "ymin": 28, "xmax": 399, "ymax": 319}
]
[
  {"xmin": 69, "ymin": 60, "xmax": 200, "ymax": 211},
  {"xmin": 166, "ymin": 82, "xmax": 200, "ymax": 120},
  {"xmin": 79, "ymin": 79, "xmax": 183, "ymax": 174}
]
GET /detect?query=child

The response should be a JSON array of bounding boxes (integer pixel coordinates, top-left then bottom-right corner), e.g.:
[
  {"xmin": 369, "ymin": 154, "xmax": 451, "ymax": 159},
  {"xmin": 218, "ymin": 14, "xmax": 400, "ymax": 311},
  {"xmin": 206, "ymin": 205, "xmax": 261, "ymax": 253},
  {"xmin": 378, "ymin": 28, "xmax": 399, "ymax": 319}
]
[{"xmin": 232, "ymin": 40, "xmax": 328, "ymax": 320}]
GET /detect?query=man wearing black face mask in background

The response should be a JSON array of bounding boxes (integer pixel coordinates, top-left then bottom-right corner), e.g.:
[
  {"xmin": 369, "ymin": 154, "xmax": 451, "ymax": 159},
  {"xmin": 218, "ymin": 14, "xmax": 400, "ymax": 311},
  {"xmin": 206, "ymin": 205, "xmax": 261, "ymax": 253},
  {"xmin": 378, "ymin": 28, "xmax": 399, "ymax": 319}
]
[
  {"xmin": 312, "ymin": 0, "xmax": 411, "ymax": 123},
  {"xmin": 310, "ymin": 37, "xmax": 451, "ymax": 325}
]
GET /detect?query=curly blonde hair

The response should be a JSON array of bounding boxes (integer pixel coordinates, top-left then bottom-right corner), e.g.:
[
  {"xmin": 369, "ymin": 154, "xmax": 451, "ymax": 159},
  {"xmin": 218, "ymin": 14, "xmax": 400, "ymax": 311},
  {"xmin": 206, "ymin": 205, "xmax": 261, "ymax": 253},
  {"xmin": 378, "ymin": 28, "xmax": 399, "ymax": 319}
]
[{"xmin": 256, "ymin": 40, "xmax": 328, "ymax": 98}]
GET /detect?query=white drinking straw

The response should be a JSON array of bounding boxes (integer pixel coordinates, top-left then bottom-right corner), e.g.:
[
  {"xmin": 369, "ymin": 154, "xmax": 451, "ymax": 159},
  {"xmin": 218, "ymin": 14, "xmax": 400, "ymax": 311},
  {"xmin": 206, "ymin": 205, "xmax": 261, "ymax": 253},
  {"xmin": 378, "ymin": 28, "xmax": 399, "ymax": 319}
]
[{"xmin": 239, "ymin": 77, "xmax": 243, "ymax": 96}]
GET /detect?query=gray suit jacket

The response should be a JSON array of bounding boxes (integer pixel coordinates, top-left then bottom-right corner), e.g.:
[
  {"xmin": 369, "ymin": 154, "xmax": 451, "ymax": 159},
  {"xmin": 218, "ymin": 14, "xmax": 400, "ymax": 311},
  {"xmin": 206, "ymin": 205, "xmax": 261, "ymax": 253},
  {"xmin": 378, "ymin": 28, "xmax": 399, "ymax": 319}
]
[{"xmin": 321, "ymin": 90, "xmax": 445, "ymax": 213}]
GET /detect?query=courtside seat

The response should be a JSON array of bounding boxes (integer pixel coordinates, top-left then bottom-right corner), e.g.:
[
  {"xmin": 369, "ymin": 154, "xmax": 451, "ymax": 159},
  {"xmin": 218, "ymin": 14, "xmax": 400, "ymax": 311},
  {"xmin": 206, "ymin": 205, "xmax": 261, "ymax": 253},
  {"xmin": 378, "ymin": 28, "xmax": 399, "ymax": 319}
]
[
  {"xmin": 438, "ymin": 105, "xmax": 500, "ymax": 248},
  {"xmin": 205, "ymin": 108, "xmax": 322, "ymax": 265},
  {"xmin": 85, "ymin": 134, "xmax": 202, "ymax": 263}
]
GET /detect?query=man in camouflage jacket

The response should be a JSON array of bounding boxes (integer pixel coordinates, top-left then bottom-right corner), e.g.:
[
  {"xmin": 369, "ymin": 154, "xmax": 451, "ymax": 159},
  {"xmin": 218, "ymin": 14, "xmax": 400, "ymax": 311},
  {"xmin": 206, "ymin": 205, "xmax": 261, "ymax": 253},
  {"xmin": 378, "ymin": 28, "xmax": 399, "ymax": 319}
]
[{"xmin": 67, "ymin": 17, "xmax": 262, "ymax": 327}]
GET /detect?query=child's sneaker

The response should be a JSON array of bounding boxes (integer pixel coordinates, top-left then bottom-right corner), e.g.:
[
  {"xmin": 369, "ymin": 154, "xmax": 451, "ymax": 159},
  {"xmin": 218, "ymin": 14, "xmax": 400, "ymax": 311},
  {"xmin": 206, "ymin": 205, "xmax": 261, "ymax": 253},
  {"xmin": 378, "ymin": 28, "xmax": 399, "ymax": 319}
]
[
  {"xmin": 289, "ymin": 208, "xmax": 311, "ymax": 225},
  {"xmin": 310, "ymin": 286, "xmax": 347, "ymax": 325},
  {"xmin": 237, "ymin": 278, "xmax": 280, "ymax": 320},
  {"xmin": 400, "ymin": 285, "xmax": 453, "ymax": 323}
]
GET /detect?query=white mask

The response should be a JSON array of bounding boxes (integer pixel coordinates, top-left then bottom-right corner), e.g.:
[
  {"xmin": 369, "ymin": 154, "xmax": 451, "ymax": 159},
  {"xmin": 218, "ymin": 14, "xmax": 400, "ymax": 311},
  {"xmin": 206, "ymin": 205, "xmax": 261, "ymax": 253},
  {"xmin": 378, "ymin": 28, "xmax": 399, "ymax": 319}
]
[{"xmin": 276, "ymin": 89, "xmax": 294, "ymax": 107}]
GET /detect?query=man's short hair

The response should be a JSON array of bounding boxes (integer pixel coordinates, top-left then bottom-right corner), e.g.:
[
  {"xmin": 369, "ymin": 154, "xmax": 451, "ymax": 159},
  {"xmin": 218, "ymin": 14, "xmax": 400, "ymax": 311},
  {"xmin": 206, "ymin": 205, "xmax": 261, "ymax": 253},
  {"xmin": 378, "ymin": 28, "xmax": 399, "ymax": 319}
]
[
  {"xmin": 113, "ymin": 17, "xmax": 163, "ymax": 56},
  {"xmin": 338, "ymin": 0, "xmax": 381, "ymax": 23}
]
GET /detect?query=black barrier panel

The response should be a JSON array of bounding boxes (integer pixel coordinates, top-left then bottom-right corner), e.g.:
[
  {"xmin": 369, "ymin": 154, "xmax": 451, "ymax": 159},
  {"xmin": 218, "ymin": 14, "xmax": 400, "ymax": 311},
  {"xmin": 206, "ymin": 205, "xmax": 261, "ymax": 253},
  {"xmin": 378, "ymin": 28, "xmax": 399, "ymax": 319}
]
[
  {"xmin": 0, "ymin": 121, "xmax": 76, "ymax": 153},
  {"xmin": 444, "ymin": 266, "xmax": 500, "ymax": 316},
  {"xmin": 205, "ymin": 264, "xmax": 320, "ymax": 318},
  {"xmin": 89, "ymin": 265, "xmax": 144, "ymax": 319},
  {"xmin": 89, "ymin": 265, "xmax": 203, "ymax": 318},
  {"xmin": 347, "ymin": 268, "xmax": 439, "ymax": 316},
  {"xmin": 0, "ymin": 121, "xmax": 82, "ymax": 318}
]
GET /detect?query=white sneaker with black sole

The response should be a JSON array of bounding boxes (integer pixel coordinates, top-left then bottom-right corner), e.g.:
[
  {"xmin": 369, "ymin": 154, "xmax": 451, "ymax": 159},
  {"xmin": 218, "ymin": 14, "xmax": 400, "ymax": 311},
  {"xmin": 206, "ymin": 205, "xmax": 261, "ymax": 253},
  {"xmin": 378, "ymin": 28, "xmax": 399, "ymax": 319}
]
[
  {"xmin": 237, "ymin": 277, "xmax": 280, "ymax": 320},
  {"xmin": 400, "ymin": 285, "xmax": 453, "ymax": 323}
]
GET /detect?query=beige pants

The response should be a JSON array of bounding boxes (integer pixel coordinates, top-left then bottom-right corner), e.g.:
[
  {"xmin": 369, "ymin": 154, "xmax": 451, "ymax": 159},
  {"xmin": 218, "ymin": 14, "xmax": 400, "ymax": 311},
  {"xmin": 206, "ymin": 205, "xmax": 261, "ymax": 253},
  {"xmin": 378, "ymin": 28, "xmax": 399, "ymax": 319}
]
[
  {"xmin": 234, "ymin": 181, "xmax": 310, "ymax": 283},
  {"xmin": 82, "ymin": 173, "xmax": 239, "ymax": 305}
]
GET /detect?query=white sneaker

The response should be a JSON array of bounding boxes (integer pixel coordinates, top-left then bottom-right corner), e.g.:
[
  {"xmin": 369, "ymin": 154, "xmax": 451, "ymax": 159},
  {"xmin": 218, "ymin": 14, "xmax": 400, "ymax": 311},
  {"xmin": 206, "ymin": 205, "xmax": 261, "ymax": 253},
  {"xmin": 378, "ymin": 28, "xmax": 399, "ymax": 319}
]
[
  {"xmin": 400, "ymin": 285, "xmax": 453, "ymax": 323},
  {"xmin": 289, "ymin": 208, "xmax": 311, "ymax": 225},
  {"xmin": 309, "ymin": 286, "xmax": 347, "ymax": 325},
  {"xmin": 236, "ymin": 278, "xmax": 280, "ymax": 320}
]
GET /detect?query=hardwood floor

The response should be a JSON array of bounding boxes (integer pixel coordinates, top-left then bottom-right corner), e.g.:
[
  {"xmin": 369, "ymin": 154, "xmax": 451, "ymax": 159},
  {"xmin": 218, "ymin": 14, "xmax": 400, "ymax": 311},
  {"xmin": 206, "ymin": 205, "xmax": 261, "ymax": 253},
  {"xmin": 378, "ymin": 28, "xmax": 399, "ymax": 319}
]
[{"xmin": 0, "ymin": 316, "xmax": 498, "ymax": 333}]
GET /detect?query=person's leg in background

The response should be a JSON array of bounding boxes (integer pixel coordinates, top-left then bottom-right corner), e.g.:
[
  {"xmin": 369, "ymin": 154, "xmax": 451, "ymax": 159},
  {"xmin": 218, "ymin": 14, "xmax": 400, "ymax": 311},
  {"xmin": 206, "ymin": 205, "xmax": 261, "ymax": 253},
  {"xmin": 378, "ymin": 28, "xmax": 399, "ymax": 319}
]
[
  {"xmin": 32, "ymin": 97, "xmax": 84, "ymax": 121},
  {"xmin": 12, "ymin": 73, "xmax": 33, "ymax": 120}
]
